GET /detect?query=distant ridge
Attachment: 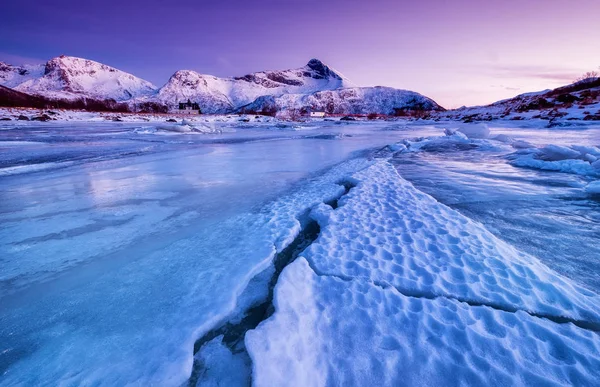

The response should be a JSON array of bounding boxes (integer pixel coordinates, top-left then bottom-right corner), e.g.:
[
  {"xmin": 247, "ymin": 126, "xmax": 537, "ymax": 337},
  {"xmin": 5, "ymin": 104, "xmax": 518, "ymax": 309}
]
[{"xmin": 437, "ymin": 77, "xmax": 600, "ymax": 123}]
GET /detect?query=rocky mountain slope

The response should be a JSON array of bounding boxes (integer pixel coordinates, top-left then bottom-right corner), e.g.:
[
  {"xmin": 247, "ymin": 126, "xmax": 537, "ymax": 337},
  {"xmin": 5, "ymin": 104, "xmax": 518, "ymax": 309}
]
[
  {"xmin": 438, "ymin": 78, "xmax": 600, "ymax": 124},
  {"xmin": 0, "ymin": 84, "xmax": 49, "ymax": 109},
  {"xmin": 238, "ymin": 86, "xmax": 444, "ymax": 116}
]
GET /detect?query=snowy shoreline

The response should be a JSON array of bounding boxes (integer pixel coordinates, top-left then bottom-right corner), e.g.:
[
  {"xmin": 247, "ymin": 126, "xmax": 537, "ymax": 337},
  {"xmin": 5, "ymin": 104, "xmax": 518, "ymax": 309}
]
[{"xmin": 2, "ymin": 106, "xmax": 600, "ymax": 129}]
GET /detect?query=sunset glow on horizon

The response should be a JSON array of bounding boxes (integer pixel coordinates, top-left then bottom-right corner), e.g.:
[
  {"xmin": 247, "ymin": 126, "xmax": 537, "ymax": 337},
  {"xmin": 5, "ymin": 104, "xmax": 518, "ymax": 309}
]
[{"xmin": 1, "ymin": 0, "xmax": 599, "ymax": 108}]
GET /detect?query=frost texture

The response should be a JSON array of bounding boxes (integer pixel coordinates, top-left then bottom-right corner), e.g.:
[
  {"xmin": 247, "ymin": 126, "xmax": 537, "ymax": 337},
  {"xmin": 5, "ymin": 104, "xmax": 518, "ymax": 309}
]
[
  {"xmin": 248, "ymin": 258, "xmax": 600, "ymax": 387},
  {"xmin": 247, "ymin": 161, "xmax": 600, "ymax": 387}
]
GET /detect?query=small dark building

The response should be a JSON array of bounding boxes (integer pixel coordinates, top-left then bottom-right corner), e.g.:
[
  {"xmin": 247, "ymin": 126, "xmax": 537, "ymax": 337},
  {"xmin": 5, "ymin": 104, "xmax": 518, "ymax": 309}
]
[{"xmin": 178, "ymin": 99, "xmax": 201, "ymax": 114}]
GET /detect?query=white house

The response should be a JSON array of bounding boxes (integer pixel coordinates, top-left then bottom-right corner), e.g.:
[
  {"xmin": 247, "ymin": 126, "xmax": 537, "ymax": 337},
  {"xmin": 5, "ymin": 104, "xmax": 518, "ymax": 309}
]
[
  {"xmin": 309, "ymin": 111, "xmax": 326, "ymax": 118},
  {"xmin": 178, "ymin": 100, "xmax": 201, "ymax": 115}
]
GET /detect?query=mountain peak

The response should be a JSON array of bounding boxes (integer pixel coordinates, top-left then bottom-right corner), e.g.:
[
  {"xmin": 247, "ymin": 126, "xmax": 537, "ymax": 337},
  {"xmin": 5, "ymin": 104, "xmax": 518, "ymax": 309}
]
[
  {"xmin": 305, "ymin": 58, "xmax": 343, "ymax": 81},
  {"xmin": 306, "ymin": 58, "xmax": 329, "ymax": 72},
  {"xmin": 307, "ymin": 58, "xmax": 325, "ymax": 67},
  {"xmin": 170, "ymin": 69, "xmax": 202, "ymax": 79}
]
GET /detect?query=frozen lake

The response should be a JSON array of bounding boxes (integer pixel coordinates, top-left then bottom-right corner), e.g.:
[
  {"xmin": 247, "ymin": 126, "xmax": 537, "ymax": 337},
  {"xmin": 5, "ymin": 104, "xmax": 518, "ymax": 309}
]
[
  {"xmin": 0, "ymin": 121, "xmax": 435, "ymax": 385},
  {"xmin": 1, "ymin": 120, "xmax": 599, "ymax": 385}
]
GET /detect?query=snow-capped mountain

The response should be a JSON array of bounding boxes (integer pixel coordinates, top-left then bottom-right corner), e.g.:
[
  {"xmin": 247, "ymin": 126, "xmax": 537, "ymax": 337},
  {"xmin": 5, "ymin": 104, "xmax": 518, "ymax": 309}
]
[
  {"xmin": 0, "ymin": 62, "xmax": 44, "ymax": 88},
  {"xmin": 150, "ymin": 59, "xmax": 353, "ymax": 113},
  {"xmin": 238, "ymin": 86, "xmax": 444, "ymax": 115},
  {"xmin": 10, "ymin": 56, "xmax": 157, "ymax": 102}
]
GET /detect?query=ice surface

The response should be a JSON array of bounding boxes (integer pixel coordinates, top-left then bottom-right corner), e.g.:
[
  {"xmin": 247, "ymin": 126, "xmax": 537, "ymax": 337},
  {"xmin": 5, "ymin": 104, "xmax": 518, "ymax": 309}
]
[
  {"xmin": 247, "ymin": 258, "xmax": 600, "ymax": 387},
  {"xmin": 2, "ymin": 121, "xmax": 600, "ymax": 385},
  {"xmin": 389, "ymin": 125, "xmax": 600, "ymax": 294},
  {"xmin": 0, "ymin": 122, "xmax": 420, "ymax": 385}
]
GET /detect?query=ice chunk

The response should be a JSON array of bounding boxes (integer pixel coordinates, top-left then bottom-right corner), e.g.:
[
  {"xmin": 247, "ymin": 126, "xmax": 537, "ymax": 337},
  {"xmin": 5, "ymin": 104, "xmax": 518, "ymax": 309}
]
[
  {"xmin": 490, "ymin": 134, "xmax": 534, "ymax": 149},
  {"xmin": 401, "ymin": 133, "xmax": 500, "ymax": 153},
  {"xmin": 491, "ymin": 133, "xmax": 514, "ymax": 143},
  {"xmin": 456, "ymin": 123, "xmax": 490, "ymax": 139},
  {"xmin": 508, "ymin": 144, "xmax": 600, "ymax": 177},
  {"xmin": 154, "ymin": 120, "xmax": 221, "ymax": 134},
  {"xmin": 509, "ymin": 153, "xmax": 600, "ymax": 177},
  {"xmin": 193, "ymin": 336, "xmax": 250, "ymax": 387},
  {"xmin": 585, "ymin": 181, "xmax": 600, "ymax": 194},
  {"xmin": 511, "ymin": 139, "xmax": 535, "ymax": 149},
  {"xmin": 443, "ymin": 127, "xmax": 454, "ymax": 136},
  {"xmin": 571, "ymin": 145, "xmax": 600, "ymax": 158},
  {"xmin": 538, "ymin": 145, "xmax": 581, "ymax": 161},
  {"xmin": 387, "ymin": 143, "xmax": 407, "ymax": 153},
  {"xmin": 155, "ymin": 123, "xmax": 193, "ymax": 133}
]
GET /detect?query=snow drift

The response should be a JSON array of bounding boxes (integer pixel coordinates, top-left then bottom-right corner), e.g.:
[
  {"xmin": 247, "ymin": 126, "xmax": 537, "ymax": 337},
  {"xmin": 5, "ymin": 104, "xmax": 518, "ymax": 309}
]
[{"xmin": 246, "ymin": 161, "xmax": 600, "ymax": 387}]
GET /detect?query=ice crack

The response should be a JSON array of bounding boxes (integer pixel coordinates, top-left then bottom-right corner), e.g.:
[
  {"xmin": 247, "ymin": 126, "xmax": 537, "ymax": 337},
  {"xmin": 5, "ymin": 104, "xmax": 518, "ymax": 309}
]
[
  {"xmin": 186, "ymin": 182, "xmax": 356, "ymax": 386},
  {"xmin": 303, "ymin": 262, "xmax": 600, "ymax": 333}
]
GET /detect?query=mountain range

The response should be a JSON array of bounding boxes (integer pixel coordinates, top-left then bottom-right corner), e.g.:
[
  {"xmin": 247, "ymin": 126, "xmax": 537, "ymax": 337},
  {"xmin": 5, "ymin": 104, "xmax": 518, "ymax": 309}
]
[
  {"xmin": 2, "ymin": 55, "xmax": 598, "ymax": 122},
  {"xmin": 0, "ymin": 56, "xmax": 443, "ymax": 115}
]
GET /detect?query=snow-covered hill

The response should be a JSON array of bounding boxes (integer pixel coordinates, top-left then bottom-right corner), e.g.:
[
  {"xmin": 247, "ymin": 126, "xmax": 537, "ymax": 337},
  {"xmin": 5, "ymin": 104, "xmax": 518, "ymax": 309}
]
[
  {"xmin": 438, "ymin": 78, "xmax": 600, "ymax": 124},
  {"xmin": 11, "ymin": 56, "xmax": 157, "ymax": 102},
  {"xmin": 238, "ymin": 86, "xmax": 444, "ymax": 116},
  {"xmin": 150, "ymin": 59, "xmax": 353, "ymax": 113},
  {"xmin": 0, "ymin": 62, "xmax": 44, "ymax": 88}
]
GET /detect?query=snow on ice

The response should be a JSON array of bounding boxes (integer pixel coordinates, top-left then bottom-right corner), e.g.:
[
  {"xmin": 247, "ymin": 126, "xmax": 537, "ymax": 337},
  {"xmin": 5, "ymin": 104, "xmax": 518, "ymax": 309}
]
[
  {"xmin": 247, "ymin": 161, "xmax": 600, "ymax": 387},
  {"xmin": 248, "ymin": 257, "xmax": 600, "ymax": 387}
]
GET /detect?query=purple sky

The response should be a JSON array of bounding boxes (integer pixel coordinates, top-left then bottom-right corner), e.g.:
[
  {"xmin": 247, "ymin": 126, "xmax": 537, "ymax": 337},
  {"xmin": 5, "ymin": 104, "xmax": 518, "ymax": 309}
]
[{"xmin": 1, "ymin": 0, "xmax": 599, "ymax": 108}]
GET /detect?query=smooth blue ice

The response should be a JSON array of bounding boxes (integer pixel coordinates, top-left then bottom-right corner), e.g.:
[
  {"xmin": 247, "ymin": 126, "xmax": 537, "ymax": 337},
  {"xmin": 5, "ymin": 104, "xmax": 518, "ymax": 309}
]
[{"xmin": 0, "ymin": 122, "xmax": 437, "ymax": 385}]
